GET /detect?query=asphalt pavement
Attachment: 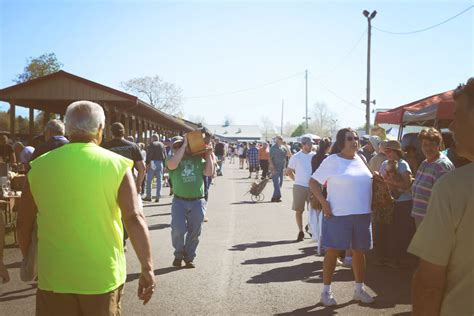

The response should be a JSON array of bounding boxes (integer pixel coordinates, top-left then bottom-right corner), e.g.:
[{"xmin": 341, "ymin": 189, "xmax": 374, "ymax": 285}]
[{"xmin": 1, "ymin": 162, "xmax": 414, "ymax": 315}]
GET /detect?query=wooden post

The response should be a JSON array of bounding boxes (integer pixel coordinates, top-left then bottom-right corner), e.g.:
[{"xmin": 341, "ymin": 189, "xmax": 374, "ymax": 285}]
[
  {"xmin": 43, "ymin": 111, "xmax": 50, "ymax": 129},
  {"xmin": 9, "ymin": 101, "xmax": 16, "ymax": 140},
  {"xmin": 123, "ymin": 113, "xmax": 130, "ymax": 137},
  {"xmin": 131, "ymin": 116, "xmax": 137, "ymax": 141},
  {"xmin": 28, "ymin": 108, "xmax": 35, "ymax": 144}
]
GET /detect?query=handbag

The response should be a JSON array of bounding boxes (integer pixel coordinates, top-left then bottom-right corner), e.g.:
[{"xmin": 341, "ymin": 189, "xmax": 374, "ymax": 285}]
[{"xmin": 358, "ymin": 154, "xmax": 395, "ymax": 224}]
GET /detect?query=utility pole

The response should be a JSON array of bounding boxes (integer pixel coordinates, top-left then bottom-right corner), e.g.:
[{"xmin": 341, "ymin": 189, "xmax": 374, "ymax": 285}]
[
  {"xmin": 280, "ymin": 99, "xmax": 284, "ymax": 136},
  {"xmin": 305, "ymin": 69, "xmax": 308, "ymax": 129},
  {"xmin": 362, "ymin": 10, "xmax": 377, "ymax": 134}
]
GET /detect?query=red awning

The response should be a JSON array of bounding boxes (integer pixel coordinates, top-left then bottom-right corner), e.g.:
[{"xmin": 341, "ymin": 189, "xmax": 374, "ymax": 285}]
[{"xmin": 375, "ymin": 90, "xmax": 455, "ymax": 126}]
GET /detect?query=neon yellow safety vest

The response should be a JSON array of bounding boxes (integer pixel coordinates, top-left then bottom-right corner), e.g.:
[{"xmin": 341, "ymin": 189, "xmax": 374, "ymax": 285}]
[{"xmin": 28, "ymin": 142, "xmax": 132, "ymax": 294}]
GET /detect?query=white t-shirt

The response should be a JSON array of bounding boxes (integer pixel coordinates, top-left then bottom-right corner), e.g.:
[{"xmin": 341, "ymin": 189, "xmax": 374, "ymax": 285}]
[
  {"xmin": 312, "ymin": 154, "xmax": 372, "ymax": 216},
  {"xmin": 238, "ymin": 147, "xmax": 244, "ymax": 155},
  {"xmin": 288, "ymin": 150, "xmax": 315, "ymax": 187}
]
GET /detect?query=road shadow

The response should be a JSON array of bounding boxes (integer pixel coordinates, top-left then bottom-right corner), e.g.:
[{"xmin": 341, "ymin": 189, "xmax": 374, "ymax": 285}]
[
  {"xmin": 148, "ymin": 223, "xmax": 171, "ymax": 231},
  {"xmin": 230, "ymin": 201, "xmax": 274, "ymax": 205},
  {"xmin": 146, "ymin": 212, "xmax": 171, "ymax": 218},
  {"xmin": 5, "ymin": 261, "xmax": 21, "ymax": 269},
  {"xmin": 143, "ymin": 203, "xmax": 172, "ymax": 208},
  {"xmin": 229, "ymin": 240, "xmax": 296, "ymax": 251},
  {"xmin": 126, "ymin": 267, "xmax": 181, "ymax": 283},
  {"xmin": 275, "ymin": 301, "xmax": 356, "ymax": 315},
  {"xmin": 242, "ymin": 246, "xmax": 316, "ymax": 265},
  {"xmin": 0, "ymin": 284, "xmax": 37, "ymax": 302}
]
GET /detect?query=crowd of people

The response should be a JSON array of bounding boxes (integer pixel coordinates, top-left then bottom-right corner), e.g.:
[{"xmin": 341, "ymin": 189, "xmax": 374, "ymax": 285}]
[{"xmin": 0, "ymin": 78, "xmax": 472, "ymax": 315}]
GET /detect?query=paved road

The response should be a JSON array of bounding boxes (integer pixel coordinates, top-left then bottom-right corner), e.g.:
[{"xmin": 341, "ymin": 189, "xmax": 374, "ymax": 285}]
[{"xmin": 1, "ymin": 162, "xmax": 414, "ymax": 315}]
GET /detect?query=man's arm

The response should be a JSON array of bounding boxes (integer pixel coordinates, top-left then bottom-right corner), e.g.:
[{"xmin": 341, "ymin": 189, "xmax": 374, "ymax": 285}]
[
  {"xmin": 167, "ymin": 138, "xmax": 187, "ymax": 170},
  {"xmin": 16, "ymin": 180, "xmax": 37, "ymax": 257},
  {"xmin": 134, "ymin": 160, "xmax": 146, "ymax": 194},
  {"xmin": 203, "ymin": 149, "xmax": 215, "ymax": 177},
  {"xmin": 286, "ymin": 168, "xmax": 295, "ymax": 180},
  {"xmin": 118, "ymin": 170, "xmax": 155, "ymax": 304},
  {"xmin": 411, "ymin": 259, "xmax": 446, "ymax": 316}
]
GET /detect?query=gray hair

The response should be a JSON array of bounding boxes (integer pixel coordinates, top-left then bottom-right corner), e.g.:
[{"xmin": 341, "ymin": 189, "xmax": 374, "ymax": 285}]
[
  {"xmin": 44, "ymin": 119, "xmax": 65, "ymax": 136},
  {"xmin": 65, "ymin": 101, "xmax": 105, "ymax": 138}
]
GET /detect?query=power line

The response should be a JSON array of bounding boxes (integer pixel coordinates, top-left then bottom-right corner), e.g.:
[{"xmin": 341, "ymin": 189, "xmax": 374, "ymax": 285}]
[
  {"xmin": 313, "ymin": 29, "xmax": 367, "ymax": 81},
  {"xmin": 307, "ymin": 72, "xmax": 365, "ymax": 111},
  {"xmin": 373, "ymin": 5, "xmax": 473, "ymax": 35},
  {"xmin": 183, "ymin": 71, "xmax": 305, "ymax": 99}
]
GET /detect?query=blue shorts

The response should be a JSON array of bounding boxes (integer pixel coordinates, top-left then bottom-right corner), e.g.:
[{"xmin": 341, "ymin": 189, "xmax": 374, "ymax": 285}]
[{"xmin": 322, "ymin": 214, "xmax": 372, "ymax": 251}]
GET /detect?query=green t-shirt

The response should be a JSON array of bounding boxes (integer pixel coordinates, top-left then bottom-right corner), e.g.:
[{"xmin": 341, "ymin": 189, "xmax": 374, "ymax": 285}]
[
  {"xmin": 28, "ymin": 143, "xmax": 132, "ymax": 294},
  {"xmin": 168, "ymin": 155, "xmax": 205, "ymax": 198}
]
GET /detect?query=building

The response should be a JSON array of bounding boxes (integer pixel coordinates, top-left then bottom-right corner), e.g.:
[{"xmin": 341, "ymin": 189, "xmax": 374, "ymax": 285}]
[{"xmin": 205, "ymin": 124, "xmax": 262, "ymax": 143}]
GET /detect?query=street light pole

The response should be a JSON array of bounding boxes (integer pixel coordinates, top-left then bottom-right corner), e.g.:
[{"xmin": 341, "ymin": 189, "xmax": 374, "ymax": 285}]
[
  {"xmin": 305, "ymin": 69, "xmax": 308, "ymax": 129},
  {"xmin": 362, "ymin": 10, "xmax": 377, "ymax": 134}
]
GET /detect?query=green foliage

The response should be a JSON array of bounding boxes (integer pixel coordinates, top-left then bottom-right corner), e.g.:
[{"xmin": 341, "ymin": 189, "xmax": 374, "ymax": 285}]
[
  {"xmin": 291, "ymin": 123, "xmax": 306, "ymax": 137},
  {"xmin": 0, "ymin": 110, "xmax": 48, "ymax": 134},
  {"xmin": 15, "ymin": 53, "xmax": 63, "ymax": 83}
]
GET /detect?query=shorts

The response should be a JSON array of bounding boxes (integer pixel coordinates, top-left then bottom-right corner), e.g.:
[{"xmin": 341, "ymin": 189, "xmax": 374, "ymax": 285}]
[
  {"xmin": 322, "ymin": 214, "xmax": 371, "ymax": 251},
  {"xmin": 239, "ymin": 155, "xmax": 246, "ymax": 159},
  {"xmin": 292, "ymin": 185, "xmax": 310, "ymax": 212},
  {"xmin": 249, "ymin": 165, "xmax": 259, "ymax": 172},
  {"xmin": 36, "ymin": 284, "xmax": 124, "ymax": 316}
]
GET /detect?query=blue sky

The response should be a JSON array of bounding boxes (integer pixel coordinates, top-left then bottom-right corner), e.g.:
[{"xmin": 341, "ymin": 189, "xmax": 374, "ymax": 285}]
[{"xmin": 1, "ymin": 0, "xmax": 472, "ymax": 130}]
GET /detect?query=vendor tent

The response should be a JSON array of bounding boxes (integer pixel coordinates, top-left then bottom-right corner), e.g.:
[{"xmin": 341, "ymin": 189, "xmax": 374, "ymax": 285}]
[{"xmin": 375, "ymin": 90, "xmax": 455, "ymax": 128}]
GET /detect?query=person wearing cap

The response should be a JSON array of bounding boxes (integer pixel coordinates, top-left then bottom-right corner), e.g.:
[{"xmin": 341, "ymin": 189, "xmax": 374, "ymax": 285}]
[
  {"xmin": 17, "ymin": 101, "xmax": 155, "ymax": 314},
  {"xmin": 286, "ymin": 136, "xmax": 315, "ymax": 241},
  {"xmin": 368, "ymin": 138, "xmax": 387, "ymax": 173},
  {"xmin": 166, "ymin": 135, "xmax": 214, "ymax": 268},
  {"xmin": 357, "ymin": 136, "xmax": 376, "ymax": 163},
  {"xmin": 269, "ymin": 135, "xmax": 290, "ymax": 202},
  {"xmin": 408, "ymin": 77, "xmax": 474, "ymax": 316},
  {"xmin": 144, "ymin": 134, "xmax": 167, "ymax": 202},
  {"xmin": 377, "ymin": 140, "xmax": 414, "ymax": 269}
]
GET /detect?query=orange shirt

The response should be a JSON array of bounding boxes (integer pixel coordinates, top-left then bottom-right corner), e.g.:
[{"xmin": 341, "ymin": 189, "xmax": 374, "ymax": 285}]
[{"xmin": 258, "ymin": 147, "xmax": 269, "ymax": 160}]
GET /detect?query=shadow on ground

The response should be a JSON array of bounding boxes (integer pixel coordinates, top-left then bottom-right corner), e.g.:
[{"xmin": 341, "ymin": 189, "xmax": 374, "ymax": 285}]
[
  {"xmin": 146, "ymin": 212, "xmax": 171, "ymax": 218},
  {"xmin": 126, "ymin": 267, "xmax": 181, "ymax": 282},
  {"xmin": 148, "ymin": 223, "xmax": 171, "ymax": 231},
  {"xmin": 229, "ymin": 240, "xmax": 296, "ymax": 251},
  {"xmin": 265, "ymin": 250, "xmax": 416, "ymax": 314},
  {"xmin": 0, "ymin": 283, "xmax": 37, "ymax": 302}
]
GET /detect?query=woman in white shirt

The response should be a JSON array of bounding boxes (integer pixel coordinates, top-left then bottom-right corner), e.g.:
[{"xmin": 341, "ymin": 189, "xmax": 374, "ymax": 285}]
[{"xmin": 309, "ymin": 128, "xmax": 374, "ymax": 307}]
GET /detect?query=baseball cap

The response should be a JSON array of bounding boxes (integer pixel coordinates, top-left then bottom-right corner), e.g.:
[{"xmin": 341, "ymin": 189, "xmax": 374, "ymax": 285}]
[
  {"xmin": 385, "ymin": 140, "xmax": 403, "ymax": 152},
  {"xmin": 172, "ymin": 136, "xmax": 184, "ymax": 145},
  {"xmin": 300, "ymin": 136, "xmax": 314, "ymax": 145}
]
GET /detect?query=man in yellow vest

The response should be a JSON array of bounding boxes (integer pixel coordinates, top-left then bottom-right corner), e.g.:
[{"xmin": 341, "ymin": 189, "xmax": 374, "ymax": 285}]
[{"xmin": 17, "ymin": 101, "xmax": 155, "ymax": 315}]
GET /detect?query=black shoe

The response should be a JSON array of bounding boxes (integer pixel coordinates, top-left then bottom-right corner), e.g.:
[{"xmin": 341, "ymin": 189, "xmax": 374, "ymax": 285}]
[
  {"xmin": 169, "ymin": 192, "xmax": 173, "ymax": 196},
  {"xmin": 155, "ymin": 199, "xmax": 160, "ymax": 203},
  {"xmin": 142, "ymin": 197, "xmax": 151, "ymax": 202},
  {"xmin": 297, "ymin": 231, "xmax": 305, "ymax": 242},
  {"xmin": 184, "ymin": 261, "xmax": 195, "ymax": 269},
  {"xmin": 172, "ymin": 258, "xmax": 183, "ymax": 267},
  {"xmin": 305, "ymin": 224, "xmax": 313, "ymax": 237}
]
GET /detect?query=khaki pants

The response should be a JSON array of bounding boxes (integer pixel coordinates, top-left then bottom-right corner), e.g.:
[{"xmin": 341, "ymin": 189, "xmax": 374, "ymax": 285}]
[{"xmin": 36, "ymin": 284, "xmax": 124, "ymax": 316}]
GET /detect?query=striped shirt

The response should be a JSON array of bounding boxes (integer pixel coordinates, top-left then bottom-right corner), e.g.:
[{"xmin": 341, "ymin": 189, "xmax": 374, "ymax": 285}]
[{"xmin": 411, "ymin": 154, "xmax": 454, "ymax": 218}]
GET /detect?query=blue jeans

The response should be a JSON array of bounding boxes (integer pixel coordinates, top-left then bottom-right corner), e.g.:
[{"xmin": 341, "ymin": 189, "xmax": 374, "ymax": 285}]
[
  {"xmin": 272, "ymin": 168, "xmax": 284, "ymax": 199},
  {"xmin": 171, "ymin": 197, "xmax": 206, "ymax": 261},
  {"xmin": 146, "ymin": 160, "xmax": 163, "ymax": 199}
]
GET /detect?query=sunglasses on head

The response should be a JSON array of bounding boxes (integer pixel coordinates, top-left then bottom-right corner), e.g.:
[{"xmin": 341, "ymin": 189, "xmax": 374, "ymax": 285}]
[{"xmin": 346, "ymin": 136, "xmax": 359, "ymax": 142}]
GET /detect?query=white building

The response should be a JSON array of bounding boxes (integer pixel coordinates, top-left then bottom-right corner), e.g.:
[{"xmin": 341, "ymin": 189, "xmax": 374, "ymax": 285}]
[{"xmin": 205, "ymin": 124, "xmax": 262, "ymax": 143}]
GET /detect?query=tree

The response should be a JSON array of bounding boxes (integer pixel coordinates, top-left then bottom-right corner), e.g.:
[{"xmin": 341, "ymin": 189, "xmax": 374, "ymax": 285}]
[
  {"xmin": 282, "ymin": 122, "xmax": 297, "ymax": 137},
  {"xmin": 291, "ymin": 123, "xmax": 306, "ymax": 137},
  {"xmin": 121, "ymin": 76, "xmax": 184, "ymax": 115},
  {"xmin": 260, "ymin": 116, "xmax": 277, "ymax": 139},
  {"xmin": 308, "ymin": 102, "xmax": 338, "ymax": 137},
  {"xmin": 15, "ymin": 53, "xmax": 63, "ymax": 83},
  {"xmin": 223, "ymin": 115, "xmax": 234, "ymax": 127}
]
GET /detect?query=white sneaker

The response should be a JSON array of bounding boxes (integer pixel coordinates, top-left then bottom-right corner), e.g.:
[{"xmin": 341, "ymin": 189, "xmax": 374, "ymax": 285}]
[
  {"xmin": 353, "ymin": 289, "xmax": 374, "ymax": 304},
  {"xmin": 336, "ymin": 258, "xmax": 344, "ymax": 266},
  {"xmin": 320, "ymin": 292, "xmax": 337, "ymax": 306}
]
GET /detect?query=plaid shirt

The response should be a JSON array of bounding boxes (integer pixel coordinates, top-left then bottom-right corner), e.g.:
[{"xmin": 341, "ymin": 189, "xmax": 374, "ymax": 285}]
[{"xmin": 247, "ymin": 147, "xmax": 259, "ymax": 167}]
